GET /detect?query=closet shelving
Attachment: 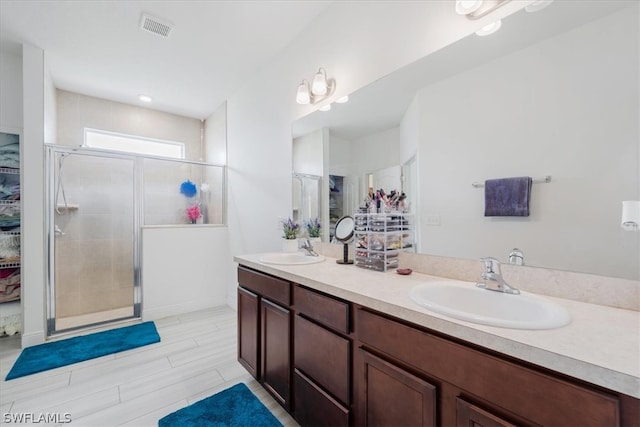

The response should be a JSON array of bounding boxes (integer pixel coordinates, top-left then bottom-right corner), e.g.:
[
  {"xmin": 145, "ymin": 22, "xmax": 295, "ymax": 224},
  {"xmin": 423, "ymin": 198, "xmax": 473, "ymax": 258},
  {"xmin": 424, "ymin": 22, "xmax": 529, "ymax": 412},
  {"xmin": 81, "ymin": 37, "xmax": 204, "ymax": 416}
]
[
  {"xmin": 0, "ymin": 133, "xmax": 21, "ymax": 336},
  {"xmin": 354, "ymin": 212, "xmax": 414, "ymax": 272}
]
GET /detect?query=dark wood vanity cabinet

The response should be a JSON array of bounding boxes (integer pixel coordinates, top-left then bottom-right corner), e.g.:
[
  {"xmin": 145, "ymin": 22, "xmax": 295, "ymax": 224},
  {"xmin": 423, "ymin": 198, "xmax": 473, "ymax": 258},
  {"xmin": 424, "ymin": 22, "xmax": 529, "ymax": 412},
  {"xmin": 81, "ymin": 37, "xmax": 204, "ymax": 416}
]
[
  {"xmin": 293, "ymin": 284, "xmax": 352, "ymax": 426},
  {"xmin": 355, "ymin": 307, "xmax": 633, "ymax": 427},
  {"xmin": 237, "ymin": 266, "xmax": 292, "ymax": 410},
  {"xmin": 237, "ymin": 265, "xmax": 639, "ymax": 427}
]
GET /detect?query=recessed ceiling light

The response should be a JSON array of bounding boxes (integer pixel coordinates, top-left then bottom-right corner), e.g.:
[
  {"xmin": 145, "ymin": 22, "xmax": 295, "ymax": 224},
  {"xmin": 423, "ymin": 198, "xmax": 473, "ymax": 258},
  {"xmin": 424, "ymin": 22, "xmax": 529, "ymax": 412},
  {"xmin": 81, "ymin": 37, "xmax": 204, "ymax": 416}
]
[
  {"xmin": 138, "ymin": 95, "xmax": 153, "ymax": 103},
  {"xmin": 475, "ymin": 19, "xmax": 502, "ymax": 36},
  {"xmin": 336, "ymin": 95, "xmax": 349, "ymax": 104}
]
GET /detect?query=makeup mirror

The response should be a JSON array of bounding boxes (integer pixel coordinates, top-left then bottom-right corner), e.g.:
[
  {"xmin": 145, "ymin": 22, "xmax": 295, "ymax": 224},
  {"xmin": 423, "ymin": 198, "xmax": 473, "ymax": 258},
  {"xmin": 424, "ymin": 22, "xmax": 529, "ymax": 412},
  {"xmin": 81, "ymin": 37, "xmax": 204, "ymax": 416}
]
[{"xmin": 334, "ymin": 215, "xmax": 355, "ymax": 264}]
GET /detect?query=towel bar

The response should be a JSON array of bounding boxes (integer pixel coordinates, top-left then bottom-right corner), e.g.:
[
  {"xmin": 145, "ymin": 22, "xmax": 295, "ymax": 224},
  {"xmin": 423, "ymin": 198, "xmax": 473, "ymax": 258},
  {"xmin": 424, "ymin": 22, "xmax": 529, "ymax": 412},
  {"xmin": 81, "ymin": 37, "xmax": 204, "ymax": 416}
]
[{"xmin": 472, "ymin": 175, "xmax": 552, "ymax": 188}]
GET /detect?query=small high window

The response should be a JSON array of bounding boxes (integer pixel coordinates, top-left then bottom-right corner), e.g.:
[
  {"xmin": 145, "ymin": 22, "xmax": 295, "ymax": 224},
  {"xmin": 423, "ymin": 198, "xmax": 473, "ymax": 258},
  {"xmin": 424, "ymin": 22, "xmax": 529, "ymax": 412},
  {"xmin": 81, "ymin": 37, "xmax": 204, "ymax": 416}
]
[{"xmin": 84, "ymin": 129, "xmax": 185, "ymax": 159}]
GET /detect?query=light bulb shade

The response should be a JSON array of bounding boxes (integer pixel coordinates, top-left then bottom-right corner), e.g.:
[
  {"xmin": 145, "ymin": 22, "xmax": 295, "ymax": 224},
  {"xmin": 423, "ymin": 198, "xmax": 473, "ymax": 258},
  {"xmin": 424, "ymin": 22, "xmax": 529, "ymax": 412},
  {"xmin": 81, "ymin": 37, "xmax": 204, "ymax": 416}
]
[
  {"xmin": 311, "ymin": 68, "xmax": 328, "ymax": 96},
  {"xmin": 476, "ymin": 19, "xmax": 502, "ymax": 36},
  {"xmin": 319, "ymin": 104, "xmax": 331, "ymax": 112},
  {"xmin": 296, "ymin": 81, "xmax": 311, "ymax": 105},
  {"xmin": 456, "ymin": 0, "xmax": 483, "ymax": 15},
  {"xmin": 621, "ymin": 201, "xmax": 640, "ymax": 231},
  {"xmin": 525, "ymin": 0, "xmax": 554, "ymax": 13},
  {"xmin": 336, "ymin": 95, "xmax": 349, "ymax": 104}
]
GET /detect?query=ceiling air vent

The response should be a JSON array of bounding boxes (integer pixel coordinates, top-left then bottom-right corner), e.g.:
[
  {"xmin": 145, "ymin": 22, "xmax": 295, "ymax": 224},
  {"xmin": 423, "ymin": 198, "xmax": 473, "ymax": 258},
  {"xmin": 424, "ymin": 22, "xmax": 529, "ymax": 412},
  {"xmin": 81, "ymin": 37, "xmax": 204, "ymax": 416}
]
[{"xmin": 139, "ymin": 13, "xmax": 173, "ymax": 38}]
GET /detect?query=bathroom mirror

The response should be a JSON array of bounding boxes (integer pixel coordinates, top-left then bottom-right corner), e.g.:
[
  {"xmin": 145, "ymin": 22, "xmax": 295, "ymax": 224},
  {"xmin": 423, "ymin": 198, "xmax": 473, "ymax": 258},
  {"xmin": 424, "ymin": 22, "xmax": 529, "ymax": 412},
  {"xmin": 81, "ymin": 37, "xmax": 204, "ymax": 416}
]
[
  {"xmin": 334, "ymin": 215, "xmax": 355, "ymax": 264},
  {"xmin": 292, "ymin": 1, "xmax": 639, "ymax": 280}
]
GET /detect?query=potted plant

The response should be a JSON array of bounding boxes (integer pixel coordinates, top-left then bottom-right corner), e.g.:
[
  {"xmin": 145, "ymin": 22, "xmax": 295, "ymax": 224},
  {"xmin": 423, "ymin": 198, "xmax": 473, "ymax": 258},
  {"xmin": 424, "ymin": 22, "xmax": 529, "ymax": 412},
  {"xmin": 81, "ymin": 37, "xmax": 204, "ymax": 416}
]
[
  {"xmin": 281, "ymin": 217, "xmax": 300, "ymax": 252},
  {"xmin": 305, "ymin": 218, "xmax": 322, "ymax": 242}
]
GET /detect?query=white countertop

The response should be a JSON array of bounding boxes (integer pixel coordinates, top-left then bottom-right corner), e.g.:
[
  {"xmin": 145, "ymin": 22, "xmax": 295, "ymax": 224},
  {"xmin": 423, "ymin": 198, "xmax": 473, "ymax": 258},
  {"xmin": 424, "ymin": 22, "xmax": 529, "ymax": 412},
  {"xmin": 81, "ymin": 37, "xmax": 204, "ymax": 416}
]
[{"xmin": 234, "ymin": 253, "xmax": 640, "ymax": 398}]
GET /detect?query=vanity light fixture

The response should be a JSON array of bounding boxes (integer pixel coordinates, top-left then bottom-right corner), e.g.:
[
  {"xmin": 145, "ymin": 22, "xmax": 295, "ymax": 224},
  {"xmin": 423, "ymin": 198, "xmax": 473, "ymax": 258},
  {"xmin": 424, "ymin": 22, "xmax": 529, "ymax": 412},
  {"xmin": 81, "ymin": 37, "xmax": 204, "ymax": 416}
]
[
  {"xmin": 312, "ymin": 68, "xmax": 329, "ymax": 96},
  {"xmin": 295, "ymin": 68, "xmax": 336, "ymax": 105},
  {"xmin": 525, "ymin": 0, "xmax": 554, "ymax": 13},
  {"xmin": 475, "ymin": 19, "xmax": 502, "ymax": 36},
  {"xmin": 456, "ymin": 0, "xmax": 510, "ymax": 20},
  {"xmin": 456, "ymin": 0, "xmax": 483, "ymax": 16},
  {"xmin": 296, "ymin": 81, "xmax": 311, "ymax": 104},
  {"xmin": 138, "ymin": 94, "xmax": 153, "ymax": 103},
  {"xmin": 336, "ymin": 95, "xmax": 349, "ymax": 104},
  {"xmin": 319, "ymin": 104, "xmax": 331, "ymax": 112}
]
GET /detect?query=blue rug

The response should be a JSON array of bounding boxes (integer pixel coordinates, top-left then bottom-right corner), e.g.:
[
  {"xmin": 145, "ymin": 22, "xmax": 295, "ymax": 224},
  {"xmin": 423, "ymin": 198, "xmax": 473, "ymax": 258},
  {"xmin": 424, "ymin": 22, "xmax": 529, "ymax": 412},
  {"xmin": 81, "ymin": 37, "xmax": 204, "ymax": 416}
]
[
  {"xmin": 5, "ymin": 321, "xmax": 160, "ymax": 380},
  {"xmin": 158, "ymin": 383, "xmax": 282, "ymax": 427}
]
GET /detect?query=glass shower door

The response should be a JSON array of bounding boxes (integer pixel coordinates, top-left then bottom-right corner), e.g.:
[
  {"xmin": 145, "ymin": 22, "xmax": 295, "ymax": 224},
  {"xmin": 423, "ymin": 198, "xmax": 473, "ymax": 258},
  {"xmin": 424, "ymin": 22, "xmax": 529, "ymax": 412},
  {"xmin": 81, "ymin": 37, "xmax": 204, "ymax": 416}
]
[{"xmin": 49, "ymin": 149, "xmax": 138, "ymax": 334}]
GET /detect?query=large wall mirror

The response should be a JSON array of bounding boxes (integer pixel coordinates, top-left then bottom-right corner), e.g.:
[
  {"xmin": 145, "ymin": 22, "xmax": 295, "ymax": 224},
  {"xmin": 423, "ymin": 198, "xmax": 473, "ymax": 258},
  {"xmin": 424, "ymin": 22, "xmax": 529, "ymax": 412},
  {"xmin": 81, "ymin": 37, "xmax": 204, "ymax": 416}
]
[{"xmin": 292, "ymin": 1, "xmax": 639, "ymax": 280}]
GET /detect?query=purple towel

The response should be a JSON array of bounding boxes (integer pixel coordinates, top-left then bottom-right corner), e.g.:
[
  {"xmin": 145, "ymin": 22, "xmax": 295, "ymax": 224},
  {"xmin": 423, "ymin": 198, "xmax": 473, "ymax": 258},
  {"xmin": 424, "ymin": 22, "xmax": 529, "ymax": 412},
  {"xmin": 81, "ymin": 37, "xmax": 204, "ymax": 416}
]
[{"xmin": 484, "ymin": 176, "xmax": 532, "ymax": 217}]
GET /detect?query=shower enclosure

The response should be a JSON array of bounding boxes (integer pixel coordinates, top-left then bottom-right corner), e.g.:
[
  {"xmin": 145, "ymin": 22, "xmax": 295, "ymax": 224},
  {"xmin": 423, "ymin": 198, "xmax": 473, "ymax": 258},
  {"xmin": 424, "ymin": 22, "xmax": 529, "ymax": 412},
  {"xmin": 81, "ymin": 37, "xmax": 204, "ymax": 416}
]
[
  {"xmin": 46, "ymin": 146, "xmax": 139, "ymax": 335},
  {"xmin": 292, "ymin": 173, "xmax": 321, "ymax": 228}
]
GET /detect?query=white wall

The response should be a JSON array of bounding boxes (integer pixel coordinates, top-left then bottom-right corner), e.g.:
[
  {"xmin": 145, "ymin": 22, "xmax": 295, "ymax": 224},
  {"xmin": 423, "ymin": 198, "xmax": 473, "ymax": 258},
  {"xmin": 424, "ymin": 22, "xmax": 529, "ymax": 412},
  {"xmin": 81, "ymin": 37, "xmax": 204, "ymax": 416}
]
[
  {"xmin": 141, "ymin": 227, "xmax": 228, "ymax": 320},
  {"xmin": 293, "ymin": 129, "xmax": 324, "ymax": 176},
  {"xmin": 399, "ymin": 95, "xmax": 420, "ymax": 165},
  {"xmin": 0, "ymin": 53, "xmax": 23, "ymax": 129},
  {"xmin": 352, "ymin": 127, "xmax": 401, "ymax": 177},
  {"xmin": 204, "ymin": 102, "xmax": 227, "ymax": 165},
  {"xmin": 416, "ymin": 8, "xmax": 639, "ymax": 279},
  {"xmin": 21, "ymin": 44, "xmax": 46, "ymax": 347},
  {"xmin": 225, "ymin": 1, "xmax": 530, "ymax": 307},
  {"xmin": 43, "ymin": 54, "xmax": 56, "ymax": 145}
]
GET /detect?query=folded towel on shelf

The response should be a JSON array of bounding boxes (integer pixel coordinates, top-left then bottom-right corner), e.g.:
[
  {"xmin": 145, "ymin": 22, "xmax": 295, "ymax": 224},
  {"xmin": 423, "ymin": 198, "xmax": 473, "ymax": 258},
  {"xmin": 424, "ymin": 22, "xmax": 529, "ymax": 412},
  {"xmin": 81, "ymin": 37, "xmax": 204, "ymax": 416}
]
[{"xmin": 484, "ymin": 176, "xmax": 533, "ymax": 217}]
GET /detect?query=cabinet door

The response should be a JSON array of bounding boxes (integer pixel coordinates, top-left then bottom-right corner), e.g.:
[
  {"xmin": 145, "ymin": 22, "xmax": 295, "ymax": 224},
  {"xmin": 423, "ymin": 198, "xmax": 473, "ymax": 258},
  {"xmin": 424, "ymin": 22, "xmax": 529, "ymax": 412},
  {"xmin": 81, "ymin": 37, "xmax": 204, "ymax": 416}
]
[
  {"xmin": 294, "ymin": 315, "xmax": 350, "ymax": 405},
  {"xmin": 457, "ymin": 398, "xmax": 518, "ymax": 427},
  {"xmin": 262, "ymin": 298, "xmax": 291, "ymax": 410},
  {"xmin": 237, "ymin": 287, "xmax": 259, "ymax": 378},
  {"xmin": 295, "ymin": 369, "xmax": 350, "ymax": 427},
  {"xmin": 358, "ymin": 349, "xmax": 436, "ymax": 427}
]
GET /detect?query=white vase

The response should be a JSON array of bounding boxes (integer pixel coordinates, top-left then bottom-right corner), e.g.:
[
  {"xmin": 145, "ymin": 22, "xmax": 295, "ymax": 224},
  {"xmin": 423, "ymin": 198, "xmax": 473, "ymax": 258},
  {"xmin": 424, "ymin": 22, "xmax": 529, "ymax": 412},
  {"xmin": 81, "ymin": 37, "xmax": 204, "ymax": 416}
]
[
  {"xmin": 282, "ymin": 238, "xmax": 299, "ymax": 253},
  {"xmin": 309, "ymin": 237, "xmax": 322, "ymax": 244}
]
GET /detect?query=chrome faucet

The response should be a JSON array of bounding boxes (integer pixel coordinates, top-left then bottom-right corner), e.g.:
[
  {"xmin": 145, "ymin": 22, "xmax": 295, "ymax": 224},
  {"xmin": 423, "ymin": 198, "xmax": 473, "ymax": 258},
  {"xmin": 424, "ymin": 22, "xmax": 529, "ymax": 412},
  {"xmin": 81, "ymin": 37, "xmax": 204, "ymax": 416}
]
[
  {"xmin": 476, "ymin": 257, "xmax": 520, "ymax": 295},
  {"xmin": 300, "ymin": 238, "xmax": 319, "ymax": 257}
]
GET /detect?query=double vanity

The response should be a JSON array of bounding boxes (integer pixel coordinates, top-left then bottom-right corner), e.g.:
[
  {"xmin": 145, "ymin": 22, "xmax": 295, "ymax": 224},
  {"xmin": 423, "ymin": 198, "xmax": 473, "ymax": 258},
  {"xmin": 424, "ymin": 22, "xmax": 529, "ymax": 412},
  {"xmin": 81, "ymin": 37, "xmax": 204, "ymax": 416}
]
[{"xmin": 234, "ymin": 251, "xmax": 639, "ymax": 426}]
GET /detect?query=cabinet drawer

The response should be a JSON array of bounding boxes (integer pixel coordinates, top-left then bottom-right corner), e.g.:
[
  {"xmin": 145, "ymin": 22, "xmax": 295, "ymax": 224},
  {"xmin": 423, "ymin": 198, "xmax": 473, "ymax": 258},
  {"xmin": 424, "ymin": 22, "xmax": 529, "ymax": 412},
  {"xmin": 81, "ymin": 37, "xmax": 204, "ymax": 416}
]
[
  {"xmin": 357, "ymin": 308, "xmax": 620, "ymax": 427},
  {"xmin": 456, "ymin": 398, "xmax": 520, "ymax": 427},
  {"xmin": 294, "ymin": 315, "xmax": 350, "ymax": 405},
  {"xmin": 294, "ymin": 369, "xmax": 349, "ymax": 427},
  {"xmin": 238, "ymin": 266, "xmax": 290, "ymax": 306},
  {"xmin": 294, "ymin": 285, "xmax": 350, "ymax": 334}
]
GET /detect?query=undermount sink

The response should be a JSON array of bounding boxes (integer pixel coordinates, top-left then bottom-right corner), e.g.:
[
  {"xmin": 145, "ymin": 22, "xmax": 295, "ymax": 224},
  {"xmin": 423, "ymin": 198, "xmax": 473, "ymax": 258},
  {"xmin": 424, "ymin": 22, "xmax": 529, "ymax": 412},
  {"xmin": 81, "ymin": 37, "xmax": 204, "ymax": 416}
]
[
  {"xmin": 409, "ymin": 281, "xmax": 571, "ymax": 330},
  {"xmin": 259, "ymin": 252, "xmax": 325, "ymax": 265}
]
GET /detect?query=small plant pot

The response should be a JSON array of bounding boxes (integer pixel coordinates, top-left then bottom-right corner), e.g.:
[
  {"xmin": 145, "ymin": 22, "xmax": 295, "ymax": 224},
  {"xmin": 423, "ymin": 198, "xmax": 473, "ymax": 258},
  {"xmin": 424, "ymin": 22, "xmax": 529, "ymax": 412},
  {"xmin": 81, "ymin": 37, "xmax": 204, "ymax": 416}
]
[{"xmin": 282, "ymin": 238, "xmax": 299, "ymax": 253}]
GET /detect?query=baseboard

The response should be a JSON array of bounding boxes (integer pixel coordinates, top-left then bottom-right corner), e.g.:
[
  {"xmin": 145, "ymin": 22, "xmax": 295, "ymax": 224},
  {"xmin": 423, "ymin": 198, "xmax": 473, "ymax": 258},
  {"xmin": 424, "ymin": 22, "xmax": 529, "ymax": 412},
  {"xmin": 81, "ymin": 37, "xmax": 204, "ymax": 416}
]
[
  {"xmin": 142, "ymin": 297, "xmax": 226, "ymax": 321},
  {"xmin": 21, "ymin": 330, "xmax": 45, "ymax": 348}
]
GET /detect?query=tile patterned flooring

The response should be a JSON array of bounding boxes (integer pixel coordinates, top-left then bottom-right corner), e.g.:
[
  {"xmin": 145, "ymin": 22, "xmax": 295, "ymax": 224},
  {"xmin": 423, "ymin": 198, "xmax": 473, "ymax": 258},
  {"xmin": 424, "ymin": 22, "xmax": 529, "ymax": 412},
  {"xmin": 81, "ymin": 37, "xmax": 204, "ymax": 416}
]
[{"xmin": 0, "ymin": 306, "xmax": 299, "ymax": 426}]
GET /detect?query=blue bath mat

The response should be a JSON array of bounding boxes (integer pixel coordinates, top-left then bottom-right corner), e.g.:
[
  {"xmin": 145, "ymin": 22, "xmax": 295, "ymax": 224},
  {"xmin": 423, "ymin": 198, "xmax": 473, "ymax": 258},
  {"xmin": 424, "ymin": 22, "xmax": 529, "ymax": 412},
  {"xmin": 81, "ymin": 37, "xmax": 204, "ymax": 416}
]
[
  {"xmin": 5, "ymin": 321, "xmax": 160, "ymax": 380},
  {"xmin": 158, "ymin": 382, "xmax": 282, "ymax": 427}
]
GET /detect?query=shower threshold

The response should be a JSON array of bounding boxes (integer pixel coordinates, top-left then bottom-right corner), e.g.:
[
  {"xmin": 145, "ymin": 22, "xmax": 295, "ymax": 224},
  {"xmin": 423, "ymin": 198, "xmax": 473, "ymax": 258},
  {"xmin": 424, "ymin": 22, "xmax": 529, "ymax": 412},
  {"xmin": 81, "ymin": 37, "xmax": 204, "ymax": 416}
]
[{"xmin": 56, "ymin": 307, "xmax": 134, "ymax": 331}]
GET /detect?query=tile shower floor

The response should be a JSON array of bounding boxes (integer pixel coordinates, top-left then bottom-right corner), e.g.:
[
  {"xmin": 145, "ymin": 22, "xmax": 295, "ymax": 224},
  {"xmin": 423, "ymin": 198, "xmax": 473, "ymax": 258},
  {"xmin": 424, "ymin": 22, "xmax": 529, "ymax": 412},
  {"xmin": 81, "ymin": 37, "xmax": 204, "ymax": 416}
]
[{"xmin": 0, "ymin": 306, "xmax": 299, "ymax": 426}]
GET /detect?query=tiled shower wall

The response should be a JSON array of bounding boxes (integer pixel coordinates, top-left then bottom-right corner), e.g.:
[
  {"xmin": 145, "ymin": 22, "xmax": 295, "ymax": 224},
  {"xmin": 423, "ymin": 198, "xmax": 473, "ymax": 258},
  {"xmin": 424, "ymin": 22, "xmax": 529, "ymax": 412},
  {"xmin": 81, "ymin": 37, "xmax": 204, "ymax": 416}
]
[{"xmin": 54, "ymin": 90, "xmax": 204, "ymax": 318}]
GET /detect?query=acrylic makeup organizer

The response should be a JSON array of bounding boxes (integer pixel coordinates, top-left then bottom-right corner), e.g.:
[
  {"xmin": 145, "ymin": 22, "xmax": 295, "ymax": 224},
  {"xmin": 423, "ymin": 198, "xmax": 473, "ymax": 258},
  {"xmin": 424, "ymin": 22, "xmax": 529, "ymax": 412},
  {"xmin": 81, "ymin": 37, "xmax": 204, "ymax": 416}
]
[{"xmin": 354, "ymin": 212, "xmax": 414, "ymax": 272}]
